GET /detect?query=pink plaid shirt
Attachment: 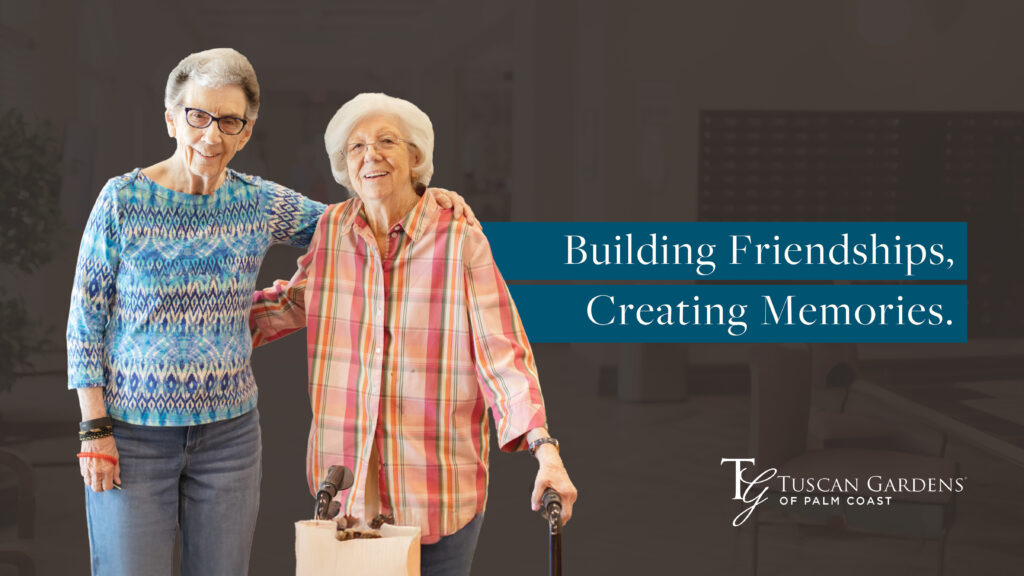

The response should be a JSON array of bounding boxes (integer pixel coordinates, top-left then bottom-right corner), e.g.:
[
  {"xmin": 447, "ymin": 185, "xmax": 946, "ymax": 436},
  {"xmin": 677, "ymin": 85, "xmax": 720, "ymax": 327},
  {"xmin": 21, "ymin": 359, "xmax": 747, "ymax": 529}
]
[{"xmin": 251, "ymin": 190, "xmax": 547, "ymax": 543}]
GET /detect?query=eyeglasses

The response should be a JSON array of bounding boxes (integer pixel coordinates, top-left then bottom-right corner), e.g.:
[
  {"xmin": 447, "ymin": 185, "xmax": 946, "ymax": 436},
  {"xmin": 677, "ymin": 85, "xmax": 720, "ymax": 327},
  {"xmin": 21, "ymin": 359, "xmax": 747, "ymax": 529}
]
[
  {"xmin": 183, "ymin": 107, "xmax": 249, "ymax": 135},
  {"xmin": 344, "ymin": 135, "xmax": 406, "ymax": 158}
]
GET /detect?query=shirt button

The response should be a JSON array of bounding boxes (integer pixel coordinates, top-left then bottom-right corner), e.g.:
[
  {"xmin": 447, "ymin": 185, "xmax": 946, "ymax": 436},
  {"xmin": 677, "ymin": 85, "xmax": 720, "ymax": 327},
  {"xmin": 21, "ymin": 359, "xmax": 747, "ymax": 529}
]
[
  {"xmin": 390, "ymin": 232, "xmax": 398, "ymax": 239},
  {"xmin": 376, "ymin": 347, "xmax": 383, "ymax": 354}
]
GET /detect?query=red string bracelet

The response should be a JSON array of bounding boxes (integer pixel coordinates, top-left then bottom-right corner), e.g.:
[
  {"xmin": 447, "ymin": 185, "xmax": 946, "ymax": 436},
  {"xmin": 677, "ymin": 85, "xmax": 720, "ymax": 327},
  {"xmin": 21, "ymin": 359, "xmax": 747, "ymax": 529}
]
[{"xmin": 77, "ymin": 452, "xmax": 118, "ymax": 465}]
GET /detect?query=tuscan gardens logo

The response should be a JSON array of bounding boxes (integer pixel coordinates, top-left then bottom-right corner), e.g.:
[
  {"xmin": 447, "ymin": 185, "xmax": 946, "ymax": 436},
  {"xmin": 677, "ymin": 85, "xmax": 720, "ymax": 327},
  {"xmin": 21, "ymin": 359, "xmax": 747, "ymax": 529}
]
[{"xmin": 720, "ymin": 458, "xmax": 966, "ymax": 527}]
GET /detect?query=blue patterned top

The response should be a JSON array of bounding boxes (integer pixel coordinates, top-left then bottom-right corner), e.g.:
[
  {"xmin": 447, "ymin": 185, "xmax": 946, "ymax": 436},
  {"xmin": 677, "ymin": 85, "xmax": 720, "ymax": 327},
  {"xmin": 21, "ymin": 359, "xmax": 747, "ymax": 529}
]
[{"xmin": 66, "ymin": 169, "xmax": 326, "ymax": 426}]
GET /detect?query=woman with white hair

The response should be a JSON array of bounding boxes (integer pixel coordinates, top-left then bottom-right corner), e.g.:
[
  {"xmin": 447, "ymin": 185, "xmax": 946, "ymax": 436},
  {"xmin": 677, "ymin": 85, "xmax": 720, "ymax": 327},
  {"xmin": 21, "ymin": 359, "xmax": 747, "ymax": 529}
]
[
  {"xmin": 251, "ymin": 93, "xmax": 577, "ymax": 575},
  {"xmin": 67, "ymin": 50, "xmax": 474, "ymax": 576}
]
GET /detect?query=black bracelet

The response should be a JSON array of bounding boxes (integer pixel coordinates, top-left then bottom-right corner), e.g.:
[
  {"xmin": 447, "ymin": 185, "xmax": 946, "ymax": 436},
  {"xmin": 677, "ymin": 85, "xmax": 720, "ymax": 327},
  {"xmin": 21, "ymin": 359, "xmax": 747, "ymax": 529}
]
[
  {"xmin": 529, "ymin": 437, "xmax": 560, "ymax": 456},
  {"xmin": 80, "ymin": 417, "xmax": 114, "ymax": 432}
]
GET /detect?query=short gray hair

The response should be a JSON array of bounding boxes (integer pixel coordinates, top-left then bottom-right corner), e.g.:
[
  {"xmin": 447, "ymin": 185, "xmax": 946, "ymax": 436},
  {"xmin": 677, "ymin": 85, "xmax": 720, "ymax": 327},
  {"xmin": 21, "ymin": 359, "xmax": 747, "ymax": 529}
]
[
  {"xmin": 324, "ymin": 93, "xmax": 435, "ymax": 193},
  {"xmin": 164, "ymin": 48, "xmax": 260, "ymax": 120}
]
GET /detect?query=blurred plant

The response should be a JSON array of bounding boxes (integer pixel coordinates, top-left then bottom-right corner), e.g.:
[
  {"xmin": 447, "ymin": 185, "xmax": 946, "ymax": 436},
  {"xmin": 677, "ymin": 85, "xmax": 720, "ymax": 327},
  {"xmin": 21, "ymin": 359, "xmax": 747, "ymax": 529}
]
[{"xmin": 0, "ymin": 109, "xmax": 63, "ymax": 392}]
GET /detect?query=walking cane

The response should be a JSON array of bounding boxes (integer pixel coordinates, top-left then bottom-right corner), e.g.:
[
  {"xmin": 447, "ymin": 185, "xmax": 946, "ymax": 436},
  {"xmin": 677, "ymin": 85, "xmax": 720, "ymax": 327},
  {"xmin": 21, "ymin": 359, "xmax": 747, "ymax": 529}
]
[
  {"xmin": 314, "ymin": 465, "xmax": 354, "ymax": 520},
  {"xmin": 540, "ymin": 488, "xmax": 563, "ymax": 576}
]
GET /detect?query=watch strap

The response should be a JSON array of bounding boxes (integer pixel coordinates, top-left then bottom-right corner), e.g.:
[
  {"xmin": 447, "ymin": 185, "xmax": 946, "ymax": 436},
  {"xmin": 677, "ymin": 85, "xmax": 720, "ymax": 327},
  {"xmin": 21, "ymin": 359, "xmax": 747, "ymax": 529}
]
[{"xmin": 529, "ymin": 437, "xmax": 559, "ymax": 456}]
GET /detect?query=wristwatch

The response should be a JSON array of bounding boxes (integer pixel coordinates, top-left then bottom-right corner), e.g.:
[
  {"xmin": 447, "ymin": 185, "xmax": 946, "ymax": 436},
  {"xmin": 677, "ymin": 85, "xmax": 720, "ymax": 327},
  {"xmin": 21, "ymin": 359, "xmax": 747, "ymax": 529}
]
[{"xmin": 528, "ymin": 437, "xmax": 559, "ymax": 456}]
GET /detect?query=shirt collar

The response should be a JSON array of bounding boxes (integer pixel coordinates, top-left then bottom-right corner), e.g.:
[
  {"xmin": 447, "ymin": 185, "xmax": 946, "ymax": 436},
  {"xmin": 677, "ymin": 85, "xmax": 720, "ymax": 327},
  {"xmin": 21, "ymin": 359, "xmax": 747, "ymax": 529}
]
[{"xmin": 339, "ymin": 188, "xmax": 438, "ymax": 243}]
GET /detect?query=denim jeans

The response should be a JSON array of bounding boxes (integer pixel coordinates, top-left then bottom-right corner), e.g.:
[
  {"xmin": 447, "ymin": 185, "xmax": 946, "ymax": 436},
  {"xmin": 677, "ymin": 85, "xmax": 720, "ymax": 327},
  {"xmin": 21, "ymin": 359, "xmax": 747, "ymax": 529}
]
[
  {"xmin": 84, "ymin": 409, "xmax": 261, "ymax": 576},
  {"xmin": 420, "ymin": 513, "xmax": 485, "ymax": 576}
]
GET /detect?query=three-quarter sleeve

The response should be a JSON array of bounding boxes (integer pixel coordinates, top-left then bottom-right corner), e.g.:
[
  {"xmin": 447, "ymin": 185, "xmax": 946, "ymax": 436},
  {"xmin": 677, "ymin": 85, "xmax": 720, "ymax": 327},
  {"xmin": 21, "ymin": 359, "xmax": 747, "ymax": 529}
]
[
  {"xmin": 66, "ymin": 181, "xmax": 121, "ymax": 389},
  {"xmin": 261, "ymin": 179, "xmax": 326, "ymax": 249},
  {"xmin": 463, "ymin": 229, "xmax": 547, "ymax": 453},
  {"xmin": 250, "ymin": 219, "xmax": 321, "ymax": 347}
]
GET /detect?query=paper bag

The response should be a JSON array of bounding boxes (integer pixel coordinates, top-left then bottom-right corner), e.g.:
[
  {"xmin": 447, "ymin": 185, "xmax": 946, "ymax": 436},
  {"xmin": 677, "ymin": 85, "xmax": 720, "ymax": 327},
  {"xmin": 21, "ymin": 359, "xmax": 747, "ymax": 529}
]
[{"xmin": 295, "ymin": 520, "xmax": 421, "ymax": 576}]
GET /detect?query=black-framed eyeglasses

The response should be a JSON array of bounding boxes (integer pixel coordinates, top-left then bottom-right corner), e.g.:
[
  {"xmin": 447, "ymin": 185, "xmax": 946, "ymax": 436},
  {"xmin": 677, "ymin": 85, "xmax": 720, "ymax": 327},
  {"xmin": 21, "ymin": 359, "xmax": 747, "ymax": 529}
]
[
  {"xmin": 183, "ymin": 107, "xmax": 249, "ymax": 135},
  {"xmin": 343, "ymin": 135, "xmax": 406, "ymax": 158}
]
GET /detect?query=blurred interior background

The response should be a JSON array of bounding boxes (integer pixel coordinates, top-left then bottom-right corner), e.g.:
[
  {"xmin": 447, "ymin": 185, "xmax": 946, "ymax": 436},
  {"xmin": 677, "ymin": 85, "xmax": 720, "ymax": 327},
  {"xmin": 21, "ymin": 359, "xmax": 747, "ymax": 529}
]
[{"xmin": 1, "ymin": 0, "xmax": 1022, "ymax": 574}]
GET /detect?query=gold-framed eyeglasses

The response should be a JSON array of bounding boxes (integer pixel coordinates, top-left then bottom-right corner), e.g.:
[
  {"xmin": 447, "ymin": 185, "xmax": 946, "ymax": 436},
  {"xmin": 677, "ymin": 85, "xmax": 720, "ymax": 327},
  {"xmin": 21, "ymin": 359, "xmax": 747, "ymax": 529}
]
[
  {"xmin": 183, "ymin": 107, "xmax": 249, "ymax": 135},
  {"xmin": 344, "ymin": 135, "xmax": 406, "ymax": 158}
]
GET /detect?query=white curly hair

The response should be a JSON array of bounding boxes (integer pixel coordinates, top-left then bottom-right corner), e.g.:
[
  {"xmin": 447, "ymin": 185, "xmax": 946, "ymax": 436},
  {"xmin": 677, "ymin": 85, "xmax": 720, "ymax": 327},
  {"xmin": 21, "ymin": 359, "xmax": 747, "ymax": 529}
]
[{"xmin": 324, "ymin": 93, "xmax": 435, "ymax": 193}]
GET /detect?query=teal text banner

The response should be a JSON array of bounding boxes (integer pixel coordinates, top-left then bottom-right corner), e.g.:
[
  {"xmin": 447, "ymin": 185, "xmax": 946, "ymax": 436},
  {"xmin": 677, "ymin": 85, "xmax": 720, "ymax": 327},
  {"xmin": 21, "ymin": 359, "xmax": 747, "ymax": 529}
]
[
  {"xmin": 486, "ymin": 222, "xmax": 967, "ymax": 281},
  {"xmin": 507, "ymin": 284, "xmax": 967, "ymax": 343}
]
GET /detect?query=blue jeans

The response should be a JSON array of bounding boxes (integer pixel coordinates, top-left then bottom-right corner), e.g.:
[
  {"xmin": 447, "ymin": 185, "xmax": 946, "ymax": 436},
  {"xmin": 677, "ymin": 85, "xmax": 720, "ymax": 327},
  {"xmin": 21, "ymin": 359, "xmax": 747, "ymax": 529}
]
[
  {"xmin": 420, "ymin": 514, "xmax": 485, "ymax": 576},
  {"xmin": 84, "ymin": 409, "xmax": 261, "ymax": 576}
]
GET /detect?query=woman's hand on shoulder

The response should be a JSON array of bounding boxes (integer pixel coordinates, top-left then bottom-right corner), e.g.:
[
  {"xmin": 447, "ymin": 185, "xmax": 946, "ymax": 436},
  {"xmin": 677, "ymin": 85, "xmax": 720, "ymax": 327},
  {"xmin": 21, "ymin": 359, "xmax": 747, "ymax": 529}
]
[{"xmin": 429, "ymin": 188, "xmax": 480, "ymax": 228}]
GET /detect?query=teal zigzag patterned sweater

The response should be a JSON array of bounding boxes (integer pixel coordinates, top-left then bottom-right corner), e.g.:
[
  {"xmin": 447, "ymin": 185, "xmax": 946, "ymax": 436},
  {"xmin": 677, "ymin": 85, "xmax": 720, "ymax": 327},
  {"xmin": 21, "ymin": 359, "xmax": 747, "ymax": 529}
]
[{"xmin": 66, "ymin": 169, "xmax": 325, "ymax": 425}]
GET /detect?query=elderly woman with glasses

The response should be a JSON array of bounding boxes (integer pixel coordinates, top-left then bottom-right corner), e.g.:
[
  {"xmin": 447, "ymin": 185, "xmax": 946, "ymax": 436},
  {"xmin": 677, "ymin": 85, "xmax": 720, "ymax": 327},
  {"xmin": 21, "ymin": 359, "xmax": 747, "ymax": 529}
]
[
  {"xmin": 250, "ymin": 93, "xmax": 577, "ymax": 576},
  {"xmin": 67, "ymin": 49, "xmax": 474, "ymax": 576}
]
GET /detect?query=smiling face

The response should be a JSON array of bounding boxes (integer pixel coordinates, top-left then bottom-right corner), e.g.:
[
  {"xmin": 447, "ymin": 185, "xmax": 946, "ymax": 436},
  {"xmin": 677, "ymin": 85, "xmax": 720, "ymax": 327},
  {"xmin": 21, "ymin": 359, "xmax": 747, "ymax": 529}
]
[
  {"xmin": 165, "ymin": 82, "xmax": 253, "ymax": 184},
  {"xmin": 344, "ymin": 115, "xmax": 420, "ymax": 204}
]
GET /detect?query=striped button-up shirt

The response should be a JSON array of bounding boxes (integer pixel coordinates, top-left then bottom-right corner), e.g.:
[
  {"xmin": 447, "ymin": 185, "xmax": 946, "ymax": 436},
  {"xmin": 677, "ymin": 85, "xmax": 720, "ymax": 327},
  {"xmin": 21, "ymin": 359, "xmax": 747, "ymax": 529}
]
[{"xmin": 251, "ymin": 189, "xmax": 547, "ymax": 543}]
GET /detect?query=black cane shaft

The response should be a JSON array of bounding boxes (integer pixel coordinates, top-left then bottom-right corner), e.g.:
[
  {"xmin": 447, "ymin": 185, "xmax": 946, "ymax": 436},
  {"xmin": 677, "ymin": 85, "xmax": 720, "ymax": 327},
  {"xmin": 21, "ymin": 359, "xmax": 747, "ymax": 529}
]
[{"xmin": 550, "ymin": 530, "xmax": 562, "ymax": 576}]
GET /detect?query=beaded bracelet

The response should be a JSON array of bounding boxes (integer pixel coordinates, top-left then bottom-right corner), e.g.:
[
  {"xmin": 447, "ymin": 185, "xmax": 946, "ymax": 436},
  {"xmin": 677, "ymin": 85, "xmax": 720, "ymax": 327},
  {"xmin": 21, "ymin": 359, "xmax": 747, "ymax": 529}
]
[{"xmin": 79, "ymin": 428, "xmax": 114, "ymax": 441}]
